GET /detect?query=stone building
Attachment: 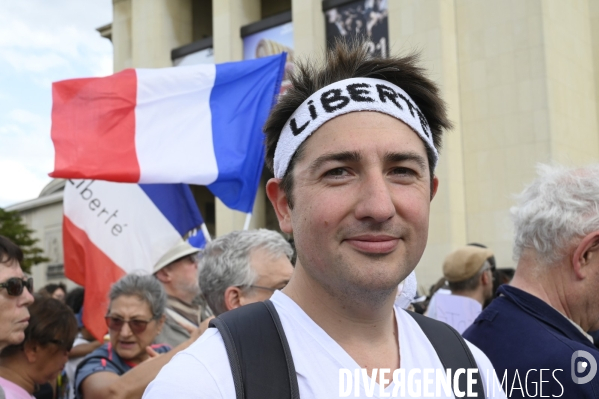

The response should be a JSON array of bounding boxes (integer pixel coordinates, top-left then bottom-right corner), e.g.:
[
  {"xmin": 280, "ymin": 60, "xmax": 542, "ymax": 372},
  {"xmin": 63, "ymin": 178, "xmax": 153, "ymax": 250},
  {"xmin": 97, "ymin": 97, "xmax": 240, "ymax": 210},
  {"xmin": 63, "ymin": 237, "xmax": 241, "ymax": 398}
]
[{"xmin": 8, "ymin": 0, "xmax": 599, "ymax": 291}]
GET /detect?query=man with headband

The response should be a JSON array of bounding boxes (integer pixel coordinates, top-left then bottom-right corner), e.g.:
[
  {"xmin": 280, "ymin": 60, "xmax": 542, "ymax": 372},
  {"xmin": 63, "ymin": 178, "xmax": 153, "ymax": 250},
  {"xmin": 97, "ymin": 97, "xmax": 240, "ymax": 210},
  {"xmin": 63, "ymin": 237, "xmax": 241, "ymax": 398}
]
[{"xmin": 144, "ymin": 42, "xmax": 505, "ymax": 398}]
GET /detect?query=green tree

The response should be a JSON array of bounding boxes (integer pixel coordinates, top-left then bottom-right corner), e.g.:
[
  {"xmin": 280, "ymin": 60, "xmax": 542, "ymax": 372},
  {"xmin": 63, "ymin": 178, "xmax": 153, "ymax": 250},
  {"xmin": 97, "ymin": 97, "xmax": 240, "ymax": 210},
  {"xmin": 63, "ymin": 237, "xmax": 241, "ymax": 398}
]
[{"xmin": 0, "ymin": 208, "xmax": 49, "ymax": 273}]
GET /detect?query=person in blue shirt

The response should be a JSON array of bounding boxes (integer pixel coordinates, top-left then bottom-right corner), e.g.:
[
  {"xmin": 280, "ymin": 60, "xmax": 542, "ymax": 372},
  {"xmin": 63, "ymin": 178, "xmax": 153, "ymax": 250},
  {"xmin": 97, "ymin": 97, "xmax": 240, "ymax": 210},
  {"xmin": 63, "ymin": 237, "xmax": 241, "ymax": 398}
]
[
  {"xmin": 464, "ymin": 163, "xmax": 599, "ymax": 398},
  {"xmin": 75, "ymin": 274, "xmax": 204, "ymax": 399}
]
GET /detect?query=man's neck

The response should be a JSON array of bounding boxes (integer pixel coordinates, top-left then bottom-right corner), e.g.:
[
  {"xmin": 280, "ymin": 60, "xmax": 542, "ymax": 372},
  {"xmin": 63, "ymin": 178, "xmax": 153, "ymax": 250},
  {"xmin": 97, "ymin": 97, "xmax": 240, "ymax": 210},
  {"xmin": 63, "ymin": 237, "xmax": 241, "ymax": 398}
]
[
  {"xmin": 510, "ymin": 253, "xmax": 588, "ymax": 329},
  {"xmin": 164, "ymin": 286, "xmax": 195, "ymax": 305},
  {"xmin": 282, "ymin": 263, "xmax": 399, "ymax": 372},
  {"xmin": 450, "ymin": 289, "xmax": 485, "ymax": 306},
  {"xmin": 0, "ymin": 361, "xmax": 35, "ymax": 394}
]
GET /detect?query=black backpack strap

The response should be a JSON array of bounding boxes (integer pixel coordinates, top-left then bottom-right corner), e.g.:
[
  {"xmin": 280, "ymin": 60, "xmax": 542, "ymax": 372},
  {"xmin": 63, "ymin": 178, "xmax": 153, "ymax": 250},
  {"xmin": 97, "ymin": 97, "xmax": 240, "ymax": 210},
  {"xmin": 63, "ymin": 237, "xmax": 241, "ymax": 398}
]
[
  {"xmin": 406, "ymin": 311, "xmax": 485, "ymax": 398},
  {"xmin": 209, "ymin": 300, "xmax": 300, "ymax": 399}
]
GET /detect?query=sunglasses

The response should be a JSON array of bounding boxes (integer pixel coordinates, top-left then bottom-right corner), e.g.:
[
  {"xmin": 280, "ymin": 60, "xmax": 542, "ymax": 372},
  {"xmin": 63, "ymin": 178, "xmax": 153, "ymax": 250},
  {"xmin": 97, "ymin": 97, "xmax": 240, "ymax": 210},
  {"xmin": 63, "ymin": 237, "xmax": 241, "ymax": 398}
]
[
  {"xmin": 104, "ymin": 316, "xmax": 155, "ymax": 335},
  {"xmin": 0, "ymin": 277, "xmax": 33, "ymax": 296}
]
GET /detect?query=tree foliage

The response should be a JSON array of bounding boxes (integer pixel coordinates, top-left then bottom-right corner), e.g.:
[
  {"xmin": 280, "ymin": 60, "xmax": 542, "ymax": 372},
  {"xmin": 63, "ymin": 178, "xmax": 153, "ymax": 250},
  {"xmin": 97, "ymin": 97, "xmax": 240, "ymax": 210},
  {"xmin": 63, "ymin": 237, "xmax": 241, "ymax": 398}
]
[{"xmin": 0, "ymin": 208, "xmax": 49, "ymax": 273}]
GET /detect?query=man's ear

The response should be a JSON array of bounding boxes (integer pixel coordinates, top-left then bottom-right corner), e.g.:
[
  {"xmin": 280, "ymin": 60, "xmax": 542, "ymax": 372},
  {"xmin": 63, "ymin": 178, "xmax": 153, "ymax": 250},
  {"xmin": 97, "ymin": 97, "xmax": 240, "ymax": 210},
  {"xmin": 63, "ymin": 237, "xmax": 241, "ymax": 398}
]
[
  {"xmin": 481, "ymin": 269, "xmax": 491, "ymax": 286},
  {"xmin": 154, "ymin": 267, "xmax": 171, "ymax": 283},
  {"xmin": 266, "ymin": 178, "xmax": 292, "ymax": 234},
  {"xmin": 223, "ymin": 286, "xmax": 244, "ymax": 311},
  {"xmin": 430, "ymin": 175, "xmax": 439, "ymax": 202},
  {"xmin": 572, "ymin": 231, "xmax": 599, "ymax": 279}
]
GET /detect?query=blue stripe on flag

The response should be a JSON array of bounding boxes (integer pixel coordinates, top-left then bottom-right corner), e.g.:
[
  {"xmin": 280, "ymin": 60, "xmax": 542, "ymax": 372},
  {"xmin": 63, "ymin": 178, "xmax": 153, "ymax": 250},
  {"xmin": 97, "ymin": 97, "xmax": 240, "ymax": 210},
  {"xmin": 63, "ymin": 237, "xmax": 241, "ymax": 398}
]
[
  {"xmin": 139, "ymin": 183, "xmax": 203, "ymax": 236},
  {"xmin": 188, "ymin": 231, "xmax": 206, "ymax": 249},
  {"xmin": 208, "ymin": 53, "xmax": 286, "ymax": 213}
]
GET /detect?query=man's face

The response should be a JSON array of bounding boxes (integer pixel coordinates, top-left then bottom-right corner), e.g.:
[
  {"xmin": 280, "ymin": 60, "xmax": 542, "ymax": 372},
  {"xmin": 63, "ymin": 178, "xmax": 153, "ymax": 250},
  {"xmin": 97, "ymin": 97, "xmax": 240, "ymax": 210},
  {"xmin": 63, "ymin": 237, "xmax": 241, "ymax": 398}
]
[
  {"xmin": 240, "ymin": 248, "xmax": 294, "ymax": 305},
  {"xmin": 270, "ymin": 111, "xmax": 437, "ymax": 297},
  {"xmin": 168, "ymin": 255, "xmax": 200, "ymax": 299},
  {"xmin": 0, "ymin": 259, "xmax": 35, "ymax": 349}
]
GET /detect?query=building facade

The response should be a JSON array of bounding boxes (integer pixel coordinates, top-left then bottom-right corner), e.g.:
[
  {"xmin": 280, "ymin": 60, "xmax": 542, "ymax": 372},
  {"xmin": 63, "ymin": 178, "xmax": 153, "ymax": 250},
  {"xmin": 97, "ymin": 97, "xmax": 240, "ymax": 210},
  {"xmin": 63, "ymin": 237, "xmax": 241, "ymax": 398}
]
[{"xmin": 8, "ymin": 0, "xmax": 599, "ymax": 291}]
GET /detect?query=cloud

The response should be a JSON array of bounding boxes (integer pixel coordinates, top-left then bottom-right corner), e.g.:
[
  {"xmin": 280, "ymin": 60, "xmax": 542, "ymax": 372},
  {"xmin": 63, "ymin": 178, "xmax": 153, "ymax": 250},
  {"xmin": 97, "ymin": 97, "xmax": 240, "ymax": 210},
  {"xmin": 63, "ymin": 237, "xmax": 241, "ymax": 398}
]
[
  {"xmin": 0, "ymin": 160, "xmax": 52, "ymax": 207},
  {"xmin": 2, "ymin": 49, "xmax": 71, "ymax": 74},
  {"xmin": 0, "ymin": 0, "xmax": 112, "ymax": 207},
  {"xmin": 0, "ymin": 0, "xmax": 113, "ymax": 77}
]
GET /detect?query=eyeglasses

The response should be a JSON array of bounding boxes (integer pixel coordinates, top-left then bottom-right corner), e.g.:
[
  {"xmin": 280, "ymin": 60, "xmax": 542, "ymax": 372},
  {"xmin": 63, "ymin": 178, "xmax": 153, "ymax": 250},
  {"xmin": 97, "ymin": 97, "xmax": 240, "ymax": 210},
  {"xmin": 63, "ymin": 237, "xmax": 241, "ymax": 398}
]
[
  {"xmin": 244, "ymin": 284, "xmax": 288, "ymax": 293},
  {"xmin": 248, "ymin": 285, "xmax": 277, "ymax": 292},
  {"xmin": 104, "ymin": 316, "xmax": 156, "ymax": 335},
  {"xmin": 0, "ymin": 277, "xmax": 33, "ymax": 296}
]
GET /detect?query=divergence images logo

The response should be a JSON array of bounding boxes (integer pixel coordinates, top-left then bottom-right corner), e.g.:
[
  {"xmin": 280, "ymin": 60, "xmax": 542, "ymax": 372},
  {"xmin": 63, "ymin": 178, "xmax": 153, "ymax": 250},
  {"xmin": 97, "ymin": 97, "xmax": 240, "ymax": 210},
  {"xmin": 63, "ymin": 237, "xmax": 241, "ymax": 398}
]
[{"xmin": 571, "ymin": 350, "xmax": 597, "ymax": 385}]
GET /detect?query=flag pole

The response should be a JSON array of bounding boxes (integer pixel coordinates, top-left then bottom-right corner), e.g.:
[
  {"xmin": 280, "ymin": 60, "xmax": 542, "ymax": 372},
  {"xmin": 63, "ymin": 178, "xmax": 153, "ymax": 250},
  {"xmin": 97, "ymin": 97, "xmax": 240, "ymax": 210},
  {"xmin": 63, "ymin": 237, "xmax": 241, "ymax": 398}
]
[
  {"xmin": 243, "ymin": 213, "xmax": 252, "ymax": 230},
  {"xmin": 200, "ymin": 223, "xmax": 212, "ymax": 242}
]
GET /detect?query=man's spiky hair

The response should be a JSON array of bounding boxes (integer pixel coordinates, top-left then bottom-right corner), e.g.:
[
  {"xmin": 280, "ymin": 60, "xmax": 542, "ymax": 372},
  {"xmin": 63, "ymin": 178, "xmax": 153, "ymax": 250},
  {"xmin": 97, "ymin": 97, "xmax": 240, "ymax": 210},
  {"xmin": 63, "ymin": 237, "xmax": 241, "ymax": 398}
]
[{"xmin": 264, "ymin": 39, "xmax": 452, "ymax": 207}]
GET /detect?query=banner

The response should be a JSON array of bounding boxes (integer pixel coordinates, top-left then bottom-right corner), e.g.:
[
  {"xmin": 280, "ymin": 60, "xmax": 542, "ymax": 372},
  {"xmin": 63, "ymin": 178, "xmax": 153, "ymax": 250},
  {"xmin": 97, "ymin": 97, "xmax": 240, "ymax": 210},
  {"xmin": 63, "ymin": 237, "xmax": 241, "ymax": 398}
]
[{"xmin": 63, "ymin": 179, "xmax": 203, "ymax": 340}]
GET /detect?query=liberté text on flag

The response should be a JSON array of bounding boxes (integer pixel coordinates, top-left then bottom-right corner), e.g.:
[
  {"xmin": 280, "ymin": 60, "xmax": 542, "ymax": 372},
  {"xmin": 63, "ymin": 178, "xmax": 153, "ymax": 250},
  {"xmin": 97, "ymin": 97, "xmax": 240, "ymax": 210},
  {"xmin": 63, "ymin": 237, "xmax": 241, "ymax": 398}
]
[
  {"xmin": 63, "ymin": 179, "xmax": 204, "ymax": 340},
  {"xmin": 50, "ymin": 53, "xmax": 287, "ymax": 213}
]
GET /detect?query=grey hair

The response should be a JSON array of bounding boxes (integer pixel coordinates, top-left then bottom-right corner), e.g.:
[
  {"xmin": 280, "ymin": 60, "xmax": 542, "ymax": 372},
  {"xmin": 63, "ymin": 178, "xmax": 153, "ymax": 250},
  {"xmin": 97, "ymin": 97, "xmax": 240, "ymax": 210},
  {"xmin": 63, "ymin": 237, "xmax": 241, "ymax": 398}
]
[
  {"xmin": 109, "ymin": 274, "xmax": 167, "ymax": 319},
  {"xmin": 199, "ymin": 229, "xmax": 293, "ymax": 316},
  {"xmin": 447, "ymin": 260, "xmax": 491, "ymax": 292},
  {"xmin": 511, "ymin": 163, "xmax": 599, "ymax": 265}
]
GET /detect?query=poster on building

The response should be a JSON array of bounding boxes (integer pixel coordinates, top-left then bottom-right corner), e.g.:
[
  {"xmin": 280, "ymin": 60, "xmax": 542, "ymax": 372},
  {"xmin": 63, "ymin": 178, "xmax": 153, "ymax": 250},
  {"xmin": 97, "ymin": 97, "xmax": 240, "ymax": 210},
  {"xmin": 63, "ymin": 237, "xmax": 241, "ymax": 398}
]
[
  {"xmin": 325, "ymin": 0, "xmax": 388, "ymax": 58},
  {"xmin": 243, "ymin": 21, "xmax": 294, "ymax": 94},
  {"xmin": 173, "ymin": 47, "xmax": 214, "ymax": 67}
]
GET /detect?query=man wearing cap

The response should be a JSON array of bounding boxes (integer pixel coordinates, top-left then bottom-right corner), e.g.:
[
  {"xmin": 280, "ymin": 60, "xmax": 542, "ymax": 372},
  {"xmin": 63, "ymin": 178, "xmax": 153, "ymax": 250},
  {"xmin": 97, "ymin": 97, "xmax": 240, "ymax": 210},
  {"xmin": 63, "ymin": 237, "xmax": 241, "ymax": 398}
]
[
  {"xmin": 427, "ymin": 246, "xmax": 495, "ymax": 334},
  {"xmin": 145, "ymin": 41, "xmax": 505, "ymax": 398},
  {"xmin": 153, "ymin": 241, "xmax": 210, "ymax": 347},
  {"xmin": 463, "ymin": 164, "xmax": 599, "ymax": 398}
]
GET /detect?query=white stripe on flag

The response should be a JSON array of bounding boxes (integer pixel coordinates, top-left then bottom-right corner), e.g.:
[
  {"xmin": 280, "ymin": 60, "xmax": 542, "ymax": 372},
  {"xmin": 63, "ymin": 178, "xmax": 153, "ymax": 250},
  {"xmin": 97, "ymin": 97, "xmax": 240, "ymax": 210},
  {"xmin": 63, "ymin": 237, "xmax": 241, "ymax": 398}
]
[
  {"xmin": 64, "ymin": 180, "xmax": 183, "ymax": 274},
  {"xmin": 135, "ymin": 65, "xmax": 219, "ymax": 184}
]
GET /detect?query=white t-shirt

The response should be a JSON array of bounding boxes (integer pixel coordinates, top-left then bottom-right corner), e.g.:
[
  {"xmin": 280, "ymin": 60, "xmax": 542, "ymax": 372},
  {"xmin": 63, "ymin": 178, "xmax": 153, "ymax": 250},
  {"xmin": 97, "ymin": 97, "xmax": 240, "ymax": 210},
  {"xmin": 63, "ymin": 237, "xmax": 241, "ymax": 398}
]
[
  {"xmin": 65, "ymin": 334, "xmax": 91, "ymax": 399},
  {"xmin": 424, "ymin": 289, "xmax": 451, "ymax": 318},
  {"xmin": 144, "ymin": 291, "xmax": 506, "ymax": 398},
  {"xmin": 426, "ymin": 294, "xmax": 482, "ymax": 335}
]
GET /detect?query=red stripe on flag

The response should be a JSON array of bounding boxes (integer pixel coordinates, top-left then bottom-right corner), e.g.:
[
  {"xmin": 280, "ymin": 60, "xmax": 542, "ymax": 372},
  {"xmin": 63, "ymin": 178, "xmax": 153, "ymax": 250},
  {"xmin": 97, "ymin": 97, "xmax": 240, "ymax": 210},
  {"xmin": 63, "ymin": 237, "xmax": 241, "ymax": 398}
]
[
  {"xmin": 50, "ymin": 69, "xmax": 140, "ymax": 182},
  {"xmin": 63, "ymin": 216, "xmax": 126, "ymax": 341}
]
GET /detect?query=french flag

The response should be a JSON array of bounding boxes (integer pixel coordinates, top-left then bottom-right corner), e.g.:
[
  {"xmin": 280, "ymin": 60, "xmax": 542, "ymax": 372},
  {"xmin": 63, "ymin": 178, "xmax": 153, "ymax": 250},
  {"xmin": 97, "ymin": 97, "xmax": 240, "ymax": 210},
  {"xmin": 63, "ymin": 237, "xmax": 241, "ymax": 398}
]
[
  {"xmin": 63, "ymin": 179, "xmax": 204, "ymax": 340},
  {"xmin": 51, "ymin": 54, "xmax": 286, "ymax": 213}
]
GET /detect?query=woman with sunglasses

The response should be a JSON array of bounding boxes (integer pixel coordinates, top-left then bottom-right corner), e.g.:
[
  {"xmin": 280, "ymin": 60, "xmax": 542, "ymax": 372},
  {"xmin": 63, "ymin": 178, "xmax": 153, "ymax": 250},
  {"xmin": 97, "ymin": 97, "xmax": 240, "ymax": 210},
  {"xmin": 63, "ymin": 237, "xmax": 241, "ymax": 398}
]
[
  {"xmin": 0, "ymin": 235, "xmax": 35, "ymax": 353},
  {"xmin": 75, "ymin": 274, "xmax": 205, "ymax": 399},
  {"xmin": 0, "ymin": 295, "xmax": 77, "ymax": 398}
]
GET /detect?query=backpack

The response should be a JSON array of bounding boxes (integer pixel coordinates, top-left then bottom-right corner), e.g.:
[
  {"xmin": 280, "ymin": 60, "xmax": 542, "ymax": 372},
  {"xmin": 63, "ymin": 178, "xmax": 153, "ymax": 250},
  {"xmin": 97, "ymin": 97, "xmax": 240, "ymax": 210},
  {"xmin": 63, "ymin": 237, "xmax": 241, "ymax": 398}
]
[{"xmin": 210, "ymin": 300, "xmax": 485, "ymax": 399}]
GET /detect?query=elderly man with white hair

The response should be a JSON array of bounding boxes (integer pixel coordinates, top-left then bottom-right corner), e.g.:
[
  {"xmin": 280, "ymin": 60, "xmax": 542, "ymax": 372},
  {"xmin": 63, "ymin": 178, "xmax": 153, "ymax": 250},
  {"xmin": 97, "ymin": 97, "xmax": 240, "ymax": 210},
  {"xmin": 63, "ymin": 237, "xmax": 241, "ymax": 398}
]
[
  {"xmin": 464, "ymin": 164, "xmax": 599, "ymax": 398},
  {"xmin": 198, "ymin": 229, "xmax": 294, "ymax": 316}
]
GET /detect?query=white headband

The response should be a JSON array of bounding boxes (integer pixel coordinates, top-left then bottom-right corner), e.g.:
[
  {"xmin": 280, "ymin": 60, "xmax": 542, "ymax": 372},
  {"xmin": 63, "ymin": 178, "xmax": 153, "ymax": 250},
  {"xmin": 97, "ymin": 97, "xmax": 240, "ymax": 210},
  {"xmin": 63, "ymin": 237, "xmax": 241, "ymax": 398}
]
[{"xmin": 273, "ymin": 77, "xmax": 438, "ymax": 178}]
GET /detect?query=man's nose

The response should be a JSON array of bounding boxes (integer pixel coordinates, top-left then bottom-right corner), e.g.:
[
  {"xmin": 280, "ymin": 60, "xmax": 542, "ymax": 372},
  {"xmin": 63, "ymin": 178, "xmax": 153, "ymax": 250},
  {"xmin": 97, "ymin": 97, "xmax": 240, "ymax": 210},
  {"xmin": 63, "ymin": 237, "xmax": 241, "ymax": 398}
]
[{"xmin": 354, "ymin": 171, "xmax": 395, "ymax": 222}]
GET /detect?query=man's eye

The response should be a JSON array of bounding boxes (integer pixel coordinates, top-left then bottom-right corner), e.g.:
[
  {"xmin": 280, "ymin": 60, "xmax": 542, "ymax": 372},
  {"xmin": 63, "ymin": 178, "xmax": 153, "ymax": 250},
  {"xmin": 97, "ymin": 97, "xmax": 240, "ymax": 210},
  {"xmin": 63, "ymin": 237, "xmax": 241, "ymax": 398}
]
[
  {"xmin": 391, "ymin": 167, "xmax": 415, "ymax": 175},
  {"xmin": 324, "ymin": 168, "xmax": 348, "ymax": 177}
]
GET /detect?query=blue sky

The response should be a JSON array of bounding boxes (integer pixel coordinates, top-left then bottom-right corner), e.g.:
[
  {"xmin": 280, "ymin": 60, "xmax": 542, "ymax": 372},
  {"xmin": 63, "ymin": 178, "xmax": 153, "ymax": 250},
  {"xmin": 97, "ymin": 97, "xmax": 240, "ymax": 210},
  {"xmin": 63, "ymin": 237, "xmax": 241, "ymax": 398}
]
[{"xmin": 0, "ymin": 0, "xmax": 113, "ymax": 207}]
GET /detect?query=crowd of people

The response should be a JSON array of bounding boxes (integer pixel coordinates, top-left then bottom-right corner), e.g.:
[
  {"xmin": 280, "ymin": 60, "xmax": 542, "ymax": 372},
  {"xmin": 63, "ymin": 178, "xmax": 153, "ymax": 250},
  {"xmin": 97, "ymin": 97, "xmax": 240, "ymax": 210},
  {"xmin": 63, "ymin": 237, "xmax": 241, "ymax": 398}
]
[{"xmin": 1, "ymin": 40, "xmax": 598, "ymax": 398}]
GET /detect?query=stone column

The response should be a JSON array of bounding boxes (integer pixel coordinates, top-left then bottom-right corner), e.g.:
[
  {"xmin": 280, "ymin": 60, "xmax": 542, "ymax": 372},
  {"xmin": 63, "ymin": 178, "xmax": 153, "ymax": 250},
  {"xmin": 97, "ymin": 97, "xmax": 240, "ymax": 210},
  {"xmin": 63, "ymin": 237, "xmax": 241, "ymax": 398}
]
[
  {"xmin": 291, "ymin": 0, "xmax": 325, "ymax": 58},
  {"xmin": 212, "ymin": 0, "xmax": 264, "ymax": 236},
  {"xmin": 130, "ymin": 0, "xmax": 193, "ymax": 68},
  {"xmin": 112, "ymin": 0, "xmax": 132, "ymax": 72}
]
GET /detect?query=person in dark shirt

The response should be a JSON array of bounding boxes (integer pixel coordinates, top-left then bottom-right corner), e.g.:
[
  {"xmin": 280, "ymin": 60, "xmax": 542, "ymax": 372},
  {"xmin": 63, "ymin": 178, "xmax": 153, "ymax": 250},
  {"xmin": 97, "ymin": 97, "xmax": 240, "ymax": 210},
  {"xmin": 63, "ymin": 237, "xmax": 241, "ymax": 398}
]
[{"xmin": 464, "ymin": 164, "xmax": 599, "ymax": 398}]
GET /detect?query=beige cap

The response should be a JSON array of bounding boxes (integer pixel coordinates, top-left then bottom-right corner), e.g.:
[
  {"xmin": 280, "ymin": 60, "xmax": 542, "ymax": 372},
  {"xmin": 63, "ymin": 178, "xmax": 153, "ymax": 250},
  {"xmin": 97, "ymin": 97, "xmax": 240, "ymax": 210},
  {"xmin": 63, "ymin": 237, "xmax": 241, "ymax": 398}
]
[
  {"xmin": 153, "ymin": 241, "xmax": 200, "ymax": 274},
  {"xmin": 443, "ymin": 246, "xmax": 494, "ymax": 283}
]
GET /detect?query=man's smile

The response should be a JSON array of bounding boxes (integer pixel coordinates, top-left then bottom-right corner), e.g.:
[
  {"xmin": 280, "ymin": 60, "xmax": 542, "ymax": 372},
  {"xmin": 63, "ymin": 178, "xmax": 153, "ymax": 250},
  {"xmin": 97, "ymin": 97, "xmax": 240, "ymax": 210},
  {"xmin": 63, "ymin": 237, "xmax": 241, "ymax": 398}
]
[{"xmin": 344, "ymin": 234, "xmax": 401, "ymax": 254}]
